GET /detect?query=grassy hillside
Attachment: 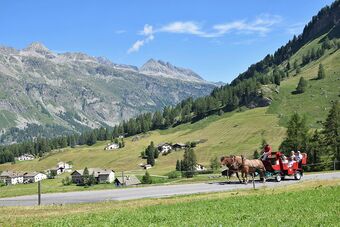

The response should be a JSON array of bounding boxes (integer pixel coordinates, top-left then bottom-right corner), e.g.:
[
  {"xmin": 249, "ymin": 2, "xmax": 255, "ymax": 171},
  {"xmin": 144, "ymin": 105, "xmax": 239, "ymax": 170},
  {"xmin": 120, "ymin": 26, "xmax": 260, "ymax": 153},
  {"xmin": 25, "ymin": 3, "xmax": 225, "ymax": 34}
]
[
  {"xmin": 268, "ymin": 35, "xmax": 340, "ymax": 127},
  {"xmin": 0, "ymin": 107, "xmax": 286, "ymax": 175},
  {"xmin": 1, "ymin": 179, "xmax": 339, "ymax": 226}
]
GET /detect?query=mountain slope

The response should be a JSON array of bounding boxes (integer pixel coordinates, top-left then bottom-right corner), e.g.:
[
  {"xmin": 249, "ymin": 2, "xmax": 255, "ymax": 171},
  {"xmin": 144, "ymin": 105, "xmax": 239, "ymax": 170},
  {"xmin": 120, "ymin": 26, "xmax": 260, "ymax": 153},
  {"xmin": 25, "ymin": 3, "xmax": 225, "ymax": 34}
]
[{"xmin": 0, "ymin": 43, "xmax": 217, "ymax": 143}]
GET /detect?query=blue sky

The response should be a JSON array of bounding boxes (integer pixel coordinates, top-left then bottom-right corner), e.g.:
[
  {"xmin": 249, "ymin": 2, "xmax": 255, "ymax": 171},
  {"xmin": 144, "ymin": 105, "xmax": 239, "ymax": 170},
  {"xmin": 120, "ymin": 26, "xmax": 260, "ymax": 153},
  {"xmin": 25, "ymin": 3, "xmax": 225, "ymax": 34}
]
[{"xmin": 0, "ymin": 0, "xmax": 334, "ymax": 82}]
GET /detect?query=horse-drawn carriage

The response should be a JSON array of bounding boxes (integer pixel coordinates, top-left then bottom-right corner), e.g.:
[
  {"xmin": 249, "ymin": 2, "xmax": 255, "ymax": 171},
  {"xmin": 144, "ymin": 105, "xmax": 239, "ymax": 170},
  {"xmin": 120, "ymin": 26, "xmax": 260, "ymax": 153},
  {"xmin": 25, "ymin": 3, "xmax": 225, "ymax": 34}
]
[
  {"xmin": 220, "ymin": 151, "xmax": 307, "ymax": 183},
  {"xmin": 261, "ymin": 151, "xmax": 307, "ymax": 182}
]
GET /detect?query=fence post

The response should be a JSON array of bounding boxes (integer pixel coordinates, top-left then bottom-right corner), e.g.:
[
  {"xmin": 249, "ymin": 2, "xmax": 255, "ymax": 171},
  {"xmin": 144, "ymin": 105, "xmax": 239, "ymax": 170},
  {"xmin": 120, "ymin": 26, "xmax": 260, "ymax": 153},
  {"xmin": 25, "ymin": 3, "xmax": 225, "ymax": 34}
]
[
  {"xmin": 252, "ymin": 173, "xmax": 255, "ymax": 189},
  {"xmin": 334, "ymin": 160, "xmax": 337, "ymax": 171},
  {"xmin": 38, "ymin": 181, "xmax": 41, "ymax": 206}
]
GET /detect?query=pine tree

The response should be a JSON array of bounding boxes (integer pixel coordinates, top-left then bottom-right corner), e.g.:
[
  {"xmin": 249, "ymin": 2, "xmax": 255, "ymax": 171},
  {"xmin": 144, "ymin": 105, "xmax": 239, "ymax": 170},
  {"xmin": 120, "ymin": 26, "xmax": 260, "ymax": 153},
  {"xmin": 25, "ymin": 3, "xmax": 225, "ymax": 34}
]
[
  {"xmin": 182, "ymin": 148, "xmax": 197, "ymax": 178},
  {"xmin": 280, "ymin": 113, "xmax": 309, "ymax": 154},
  {"xmin": 317, "ymin": 63, "xmax": 326, "ymax": 80},
  {"xmin": 176, "ymin": 160, "xmax": 181, "ymax": 171},
  {"xmin": 146, "ymin": 145, "xmax": 155, "ymax": 166},
  {"xmin": 141, "ymin": 171, "xmax": 152, "ymax": 184},
  {"xmin": 323, "ymin": 101, "xmax": 340, "ymax": 168},
  {"xmin": 296, "ymin": 77, "xmax": 307, "ymax": 94},
  {"xmin": 83, "ymin": 167, "xmax": 90, "ymax": 186},
  {"xmin": 253, "ymin": 150, "xmax": 260, "ymax": 159},
  {"xmin": 286, "ymin": 61, "xmax": 291, "ymax": 71},
  {"xmin": 210, "ymin": 157, "xmax": 219, "ymax": 171},
  {"xmin": 87, "ymin": 132, "xmax": 97, "ymax": 146}
]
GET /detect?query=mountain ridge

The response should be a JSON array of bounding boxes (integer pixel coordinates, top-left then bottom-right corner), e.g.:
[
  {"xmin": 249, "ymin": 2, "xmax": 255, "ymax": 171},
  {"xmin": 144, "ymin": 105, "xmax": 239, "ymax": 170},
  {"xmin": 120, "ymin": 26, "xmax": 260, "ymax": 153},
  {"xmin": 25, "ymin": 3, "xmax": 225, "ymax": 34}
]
[{"xmin": 0, "ymin": 42, "xmax": 218, "ymax": 143}]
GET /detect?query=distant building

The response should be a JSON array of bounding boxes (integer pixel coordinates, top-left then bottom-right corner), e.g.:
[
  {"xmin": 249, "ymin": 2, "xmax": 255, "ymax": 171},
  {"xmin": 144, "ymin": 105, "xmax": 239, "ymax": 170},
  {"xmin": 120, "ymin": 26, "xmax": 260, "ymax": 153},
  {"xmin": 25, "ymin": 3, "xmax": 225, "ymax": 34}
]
[
  {"xmin": 70, "ymin": 168, "xmax": 115, "ymax": 184},
  {"xmin": 105, "ymin": 143, "xmax": 119, "ymax": 150},
  {"xmin": 16, "ymin": 154, "xmax": 35, "ymax": 161},
  {"xmin": 23, "ymin": 172, "xmax": 47, "ymax": 183},
  {"xmin": 57, "ymin": 162, "xmax": 73, "ymax": 172},
  {"xmin": 0, "ymin": 171, "xmax": 24, "ymax": 185},
  {"xmin": 114, "ymin": 175, "xmax": 141, "ymax": 186},
  {"xmin": 172, "ymin": 143, "xmax": 188, "ymax": 150},
  {"xmin": 195, "ymin": 164, "xmax": 206, "ymax": 171},
  {"xmin": 157, "ymin": 143, "xmax": 172, "ymax": 153},
  {"xmin": 143, "ymin": 164, "xmax": 152, "ymax": 170}
]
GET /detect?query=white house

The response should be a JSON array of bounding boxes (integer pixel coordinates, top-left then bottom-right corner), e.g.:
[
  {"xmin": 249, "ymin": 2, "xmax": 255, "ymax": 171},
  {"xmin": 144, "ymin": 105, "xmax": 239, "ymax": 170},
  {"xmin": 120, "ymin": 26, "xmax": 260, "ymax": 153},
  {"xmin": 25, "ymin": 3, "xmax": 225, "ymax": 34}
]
[
  {"xmin": 0, "ymin": 171, "xmax": 24, "ymax": 185},
  {"xmin": 71, "ymin": 168, "xmax": 115, "ymax": 184},
  {"xmin": 195, "ymin": 164, "xmax": 206, "ymax": 171},
  {"xmin": 57, "ymin": 162, "xmax": 72, "ymax": 172},
  {"xmin": 144, "ymin": 164, "xmax": 152, "ymax": 169},
  {"xmin": 17, "ymin": 154, "xmax": 35, "ymax": 161},
  {"xmin": 157, "ymin": 143, "xmax": 172, "ymax": 154},
  {"xmin": 23, "ymin": 172, "xmax": 47, "ymax": 183},
  {"xmin": 105, "ymin": 143, "xmax": 119, "ymax": 150}
]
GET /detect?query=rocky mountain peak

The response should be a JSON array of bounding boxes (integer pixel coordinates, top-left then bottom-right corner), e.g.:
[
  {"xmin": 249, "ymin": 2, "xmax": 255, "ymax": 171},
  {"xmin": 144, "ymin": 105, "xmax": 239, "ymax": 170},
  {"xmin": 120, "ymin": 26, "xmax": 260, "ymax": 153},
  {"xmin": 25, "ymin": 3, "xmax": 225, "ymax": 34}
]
[
  {"xmin": 140, "ymin": 58, "xmax": 204, "ymax": 82},
  {"xmin": 25, "ymin": 42, "xmax": 50, "ymax": 52}
]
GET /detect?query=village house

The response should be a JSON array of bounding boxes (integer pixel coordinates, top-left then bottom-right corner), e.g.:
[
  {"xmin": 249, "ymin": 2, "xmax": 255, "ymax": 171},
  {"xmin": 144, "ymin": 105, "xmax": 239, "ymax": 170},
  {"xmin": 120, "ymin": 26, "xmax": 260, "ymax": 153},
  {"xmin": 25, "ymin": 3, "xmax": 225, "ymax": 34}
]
[
  {"xmin": 70, "ymin": 168, "xmax": 115, "ymax": 184},
  {"xmin": 114, "ymin": 175, "xmax": 141, "ymax": 186},
  {"xmin": 105, "ymin": 143, "xmax": 119, "ymax": 150},
  {"xmin": 143, "ymin": 164, "xmax": 152, "ymax": 170},
  {"xmin": 172, "ymin": 143, "xmax": 188, "ymax": 150},
  {"xmin": 157, "ymin": 143, "xmax": 172, "ymax": 153},
  {"xmin": 57, "ymin": 161, "xmax": 73, "ymax": 172},
  {"xmin": 23, "ymin": 172, "xmax": 47, "ymax": 183},
  {"xmin": 0, "ymin": 171, "xmax": 24, "ymax": 185},
  {"xmin": 16, "ymin": 154, "xmax": 35, "ymax": 161},
  {"xmin": 195, "ymin": 164, "xmax": 206, "ymax": 171}
]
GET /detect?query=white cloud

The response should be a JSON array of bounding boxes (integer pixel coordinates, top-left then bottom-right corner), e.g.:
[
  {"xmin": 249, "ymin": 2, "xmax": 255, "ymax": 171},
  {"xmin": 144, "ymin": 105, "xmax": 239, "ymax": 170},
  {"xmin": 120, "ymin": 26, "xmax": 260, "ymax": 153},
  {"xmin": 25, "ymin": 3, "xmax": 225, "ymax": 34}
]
[
  {"xmin": 127, "ymin": 40, "xmax": 145, "ymax": 53},
  {"xmin": 127, "ymin": 14, "xmax": 282, "ymax": 53},
  {"xmin": 159, "ymin": 21, "xmax": 204, "ymax": 35}
]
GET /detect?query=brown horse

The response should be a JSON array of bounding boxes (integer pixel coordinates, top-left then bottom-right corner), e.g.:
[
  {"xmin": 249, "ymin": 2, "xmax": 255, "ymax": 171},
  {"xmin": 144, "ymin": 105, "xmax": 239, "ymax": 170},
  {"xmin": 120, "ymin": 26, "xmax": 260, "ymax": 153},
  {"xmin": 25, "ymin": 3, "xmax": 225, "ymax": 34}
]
[
  {"xmin": 220, "ymin": 155, "xmax": 243, "ymax": 183},
  {"xmin": 240, "ymin": 155, "xmax": 266, "ymax": 183}
]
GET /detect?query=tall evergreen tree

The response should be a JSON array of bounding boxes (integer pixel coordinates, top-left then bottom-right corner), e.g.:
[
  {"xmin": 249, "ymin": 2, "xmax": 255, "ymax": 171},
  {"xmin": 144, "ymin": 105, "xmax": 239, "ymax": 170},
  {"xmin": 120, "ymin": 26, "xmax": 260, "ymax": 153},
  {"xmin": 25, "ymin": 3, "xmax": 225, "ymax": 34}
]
[
  {"xmin": 317, "ymin": 63, "xmax": 326, "ymax": 80},
  {"xmin": 181, "ymin": 148, "xmax": 197, "ymax": 178},
  {"xmin": 280, "ymin": 113, "xmax": 309, "ymax": 154},
  {"xmin": 323, "ymin": 101, "xmax": 340, "ymax": 168},
  {"xmin": 296, "ymin": 77, "xmax": 307, "ymax": 93}
]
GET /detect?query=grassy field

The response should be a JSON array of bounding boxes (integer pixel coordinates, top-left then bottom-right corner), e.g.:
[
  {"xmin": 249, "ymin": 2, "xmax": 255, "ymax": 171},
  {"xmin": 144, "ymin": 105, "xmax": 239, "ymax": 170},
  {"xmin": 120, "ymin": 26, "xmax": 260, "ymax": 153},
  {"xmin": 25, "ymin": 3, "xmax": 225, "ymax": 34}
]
[
  {"xmin": 268, "ymin": 36, "xmax": 340, "ymax": 127},
  {"xmin": 0, "ymin": 179, "xmax": 339, "ymax": 226},
  {"xmin": 0, "ymin": 107, "xmax": 286, "ymax": 176}
]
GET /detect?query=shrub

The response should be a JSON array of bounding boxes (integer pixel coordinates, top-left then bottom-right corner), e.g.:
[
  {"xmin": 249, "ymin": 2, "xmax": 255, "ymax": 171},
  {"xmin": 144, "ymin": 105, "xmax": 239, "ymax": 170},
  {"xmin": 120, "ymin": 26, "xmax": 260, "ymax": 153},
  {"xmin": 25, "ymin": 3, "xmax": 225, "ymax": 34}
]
[
  {"xmin": 141, "ymin": 171, "xmax": 152, "ymax": 184},
  {"xmin": 62, "ymin": 176, "xmax": 72, "ymax": 186},
  {"xmin": 167, "ymin": 171, "xmax": 180, "ymax": 179}
]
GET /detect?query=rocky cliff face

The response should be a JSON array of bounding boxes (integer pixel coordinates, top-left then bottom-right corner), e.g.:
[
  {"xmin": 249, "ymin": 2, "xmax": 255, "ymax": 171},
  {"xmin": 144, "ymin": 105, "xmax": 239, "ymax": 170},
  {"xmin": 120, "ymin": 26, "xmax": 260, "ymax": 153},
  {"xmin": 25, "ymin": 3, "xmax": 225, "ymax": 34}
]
[{"xmin": 0, "ymin": 43, "xmax": 217, "ymax": 142}]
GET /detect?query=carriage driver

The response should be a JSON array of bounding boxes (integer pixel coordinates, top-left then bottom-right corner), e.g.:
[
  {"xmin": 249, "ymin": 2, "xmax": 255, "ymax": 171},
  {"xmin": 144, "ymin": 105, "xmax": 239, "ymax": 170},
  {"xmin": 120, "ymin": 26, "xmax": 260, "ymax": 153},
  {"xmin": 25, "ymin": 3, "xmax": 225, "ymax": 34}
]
[{"xmin": 260, "ymin": 144, "xmax": 272, "ymax": 161}]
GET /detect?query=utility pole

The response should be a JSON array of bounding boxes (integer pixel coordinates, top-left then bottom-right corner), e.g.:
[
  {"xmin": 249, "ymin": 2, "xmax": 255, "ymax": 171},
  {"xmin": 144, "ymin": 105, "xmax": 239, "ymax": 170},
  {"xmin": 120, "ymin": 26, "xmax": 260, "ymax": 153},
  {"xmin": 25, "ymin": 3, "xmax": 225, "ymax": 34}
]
[
  {"xmin": 38, "ymin": 181, "xmax": 41, "ymax": 206},
  {"xmin": 252, "ymin": 173, "xmax": 256, "ymax": 189},
  {"xmin": 122, "ymin": 171, "xmax": 125, "ymax": 186}
]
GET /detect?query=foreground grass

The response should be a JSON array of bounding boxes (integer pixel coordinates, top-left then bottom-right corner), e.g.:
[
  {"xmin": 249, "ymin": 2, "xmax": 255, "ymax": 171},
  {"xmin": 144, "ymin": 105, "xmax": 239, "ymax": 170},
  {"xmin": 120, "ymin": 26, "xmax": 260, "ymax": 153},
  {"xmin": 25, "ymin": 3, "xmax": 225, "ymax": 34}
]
[{"xmin": 0, "ymin": 179, "xmax": 339, "ymax": 226}]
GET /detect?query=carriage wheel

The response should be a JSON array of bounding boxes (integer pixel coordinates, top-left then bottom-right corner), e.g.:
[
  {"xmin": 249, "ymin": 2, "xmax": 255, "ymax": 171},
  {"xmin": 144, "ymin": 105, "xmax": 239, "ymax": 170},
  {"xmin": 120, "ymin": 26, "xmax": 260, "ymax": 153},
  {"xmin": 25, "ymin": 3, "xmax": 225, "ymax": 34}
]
[
  {"xmin": 294, "ymin": 172, "xmax": 301, "ymax": 180},
  {"xmin": 275, "ymin": 175, "xmax": 282, "ymax": 182}
]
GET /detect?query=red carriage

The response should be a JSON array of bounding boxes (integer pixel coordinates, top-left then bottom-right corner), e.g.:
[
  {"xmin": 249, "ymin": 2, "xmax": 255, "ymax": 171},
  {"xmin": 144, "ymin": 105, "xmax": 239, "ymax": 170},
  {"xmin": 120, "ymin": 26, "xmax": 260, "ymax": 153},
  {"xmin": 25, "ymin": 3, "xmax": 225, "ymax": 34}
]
[{"xmin": 261, "ymin": 151, "xmax": 307, "ymax": 182}]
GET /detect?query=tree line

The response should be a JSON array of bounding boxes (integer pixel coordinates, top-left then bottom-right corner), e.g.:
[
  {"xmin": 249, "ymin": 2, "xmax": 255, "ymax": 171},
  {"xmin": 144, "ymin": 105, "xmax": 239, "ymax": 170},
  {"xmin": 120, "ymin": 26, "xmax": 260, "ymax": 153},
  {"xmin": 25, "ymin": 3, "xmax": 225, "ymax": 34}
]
[{"xmin": 280, "ymin": 101, "xmax": 340, "ymax": 170}]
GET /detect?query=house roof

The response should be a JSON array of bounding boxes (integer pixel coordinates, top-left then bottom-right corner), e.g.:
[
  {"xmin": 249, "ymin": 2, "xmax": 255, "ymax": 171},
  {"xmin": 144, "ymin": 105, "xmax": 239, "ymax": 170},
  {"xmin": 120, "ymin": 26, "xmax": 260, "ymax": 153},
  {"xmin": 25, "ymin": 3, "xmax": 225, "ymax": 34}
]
[
  {"xmin": 115, "ymin": 175, "xmax": 141, "ymax": 186},
  {"xmin": 0, "ymin": 171, "xmax": 24, "ymax": 178},
  {"xmin": 71, "ymin": 168, "xmax": 114, "ymax": 177},
  {"xmin": 24, "ymin": 172, "xmax": 45, "ymax": 177}
]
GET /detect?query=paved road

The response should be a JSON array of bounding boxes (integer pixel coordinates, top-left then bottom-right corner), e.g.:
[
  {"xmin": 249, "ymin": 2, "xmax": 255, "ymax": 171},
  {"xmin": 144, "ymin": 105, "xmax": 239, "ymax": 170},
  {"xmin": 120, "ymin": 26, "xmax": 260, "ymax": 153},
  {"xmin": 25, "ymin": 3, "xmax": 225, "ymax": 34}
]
[{"xmin": 0, "ymin": 172, "xmax": 339, "ymax": 207}]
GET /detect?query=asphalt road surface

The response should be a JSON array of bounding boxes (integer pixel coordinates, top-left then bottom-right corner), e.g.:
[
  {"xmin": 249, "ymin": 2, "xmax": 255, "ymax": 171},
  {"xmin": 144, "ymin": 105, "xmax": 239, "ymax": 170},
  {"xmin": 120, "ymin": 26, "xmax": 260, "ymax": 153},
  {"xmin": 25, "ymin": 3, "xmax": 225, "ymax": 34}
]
[{"xmin": 0, "ymin": 172, "xmax": 339, "ymax": 207}]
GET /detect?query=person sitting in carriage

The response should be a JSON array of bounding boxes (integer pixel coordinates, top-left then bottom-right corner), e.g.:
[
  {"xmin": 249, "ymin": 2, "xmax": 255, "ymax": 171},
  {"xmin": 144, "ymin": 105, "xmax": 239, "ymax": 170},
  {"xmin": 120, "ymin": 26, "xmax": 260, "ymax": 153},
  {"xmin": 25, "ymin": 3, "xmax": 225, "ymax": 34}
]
[
  {"xmin": 260, "ymin": 144, "xmax": 272, "ymax": 161},
  {"xmin": 288, "ymin": 151, "xmax": 296, "ymax": 167},
  {"xmin": 295, "ymin": 151, "xmax": 303, "ymax": 162}
]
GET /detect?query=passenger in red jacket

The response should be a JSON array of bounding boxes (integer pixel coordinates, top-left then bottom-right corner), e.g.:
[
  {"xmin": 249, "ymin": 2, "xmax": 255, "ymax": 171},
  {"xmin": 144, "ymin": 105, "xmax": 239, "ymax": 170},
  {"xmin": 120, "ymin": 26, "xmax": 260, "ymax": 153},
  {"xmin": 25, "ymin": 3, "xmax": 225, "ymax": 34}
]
[{"xmin": 261, "ymin": 144, "xmax": 272, "ymax": 160}]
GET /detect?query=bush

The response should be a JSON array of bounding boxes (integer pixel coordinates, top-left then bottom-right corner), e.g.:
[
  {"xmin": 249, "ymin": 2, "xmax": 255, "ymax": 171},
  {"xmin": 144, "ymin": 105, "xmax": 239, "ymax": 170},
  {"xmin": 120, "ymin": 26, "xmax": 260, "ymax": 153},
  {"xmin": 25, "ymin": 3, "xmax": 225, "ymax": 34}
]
[
  {"xmin": 141, "ymin": 171, "xmax": 152, "ymax": 184},
  {"xmin": 167, "ymin": 171, "xmax": 180, "ymax": 179},
  {"xmin": 62, "ymin": 176, "xmax": 72, "ymax": 186},
  {"xmin": 181, "ymin": 170, "xmax": 196, "ymax": 178}
]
